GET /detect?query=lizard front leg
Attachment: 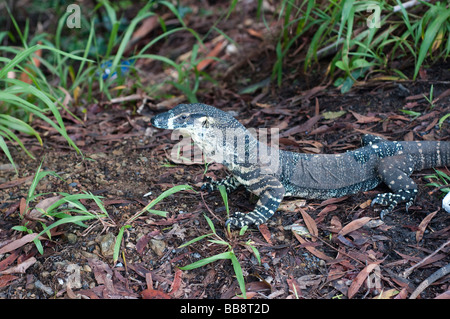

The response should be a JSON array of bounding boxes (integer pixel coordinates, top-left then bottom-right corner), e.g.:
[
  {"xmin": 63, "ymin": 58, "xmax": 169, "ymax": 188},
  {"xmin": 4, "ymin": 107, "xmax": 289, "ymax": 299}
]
[
  {"xmin": 226, "ymin": 175, "xmax": 285, "ymax": 228},
  {"xmin": 372, "ymin": 155, "xmax": 418, "ymax": 218}
]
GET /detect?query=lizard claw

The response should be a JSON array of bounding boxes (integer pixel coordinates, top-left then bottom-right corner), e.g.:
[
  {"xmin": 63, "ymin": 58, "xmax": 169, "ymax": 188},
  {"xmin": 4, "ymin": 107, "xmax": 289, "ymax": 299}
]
[
  {"xmin": 380, "ymin": 208, "xmax": 390, "ymax": 220},
  {"xmin": 201, "ymin": 176, "xmax": 214, "ymax": 193},
  {"xmin": 225, "ymin": 212, "xmax": 251, "ymax": 229}
]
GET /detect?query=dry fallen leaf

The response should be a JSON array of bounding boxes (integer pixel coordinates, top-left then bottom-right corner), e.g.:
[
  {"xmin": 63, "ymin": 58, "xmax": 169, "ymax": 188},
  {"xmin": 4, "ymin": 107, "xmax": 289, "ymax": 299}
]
[
  {"xmin": 169, "ymin": 269, "xmax": 183, "ymax": 297},
  {"xmin": 292, "ymin": 231, "xmax": 333, "ymax": 261},
  {"xmin": 258, "ymin": 224, "xmax": 272, "ymax": 244},
  {"xmin": 416, "ymin": 210, "xmax": 438, "ymax": 243},
  {"xmin": 141, "ymin": 288, "xmax": 171, "ymax": 299},
  {"xmin": 0, "ymin": 274, "xmax": 18, "ymax": 288},
  {"xmin": 0, "ymin": 233, "xmax": 38, "ymax": 254},
  {"xmin": 347, "ymin": 263, "xmax": 379, "ymax": 299},
  {"xmin": 299, "ymin": 208, "xmax": 318, "ymax": 241},
  {"xmin": 0, "ymin": 257, "xmax": 36, "ymax": 275},
  {"xmin": 26, "ymin": 195, "xmax": 62, "ymax": 220},
  {"xmin": 338, "ymin": 216, "xmax": 372, "ymax": 237},
  {"xmin": 196, "ymin": 40, "xmax": 227, "ymax": 72},
  {"xmin": 350, "ymin": 111, "xmax": 381, "ymax": 124}
]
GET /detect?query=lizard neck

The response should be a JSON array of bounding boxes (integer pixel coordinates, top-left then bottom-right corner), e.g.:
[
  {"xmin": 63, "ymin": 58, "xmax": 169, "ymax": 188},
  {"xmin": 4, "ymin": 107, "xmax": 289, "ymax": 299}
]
[{"xmin": 187, "ymin": 125, "xmax": 263, "ymax": 167}]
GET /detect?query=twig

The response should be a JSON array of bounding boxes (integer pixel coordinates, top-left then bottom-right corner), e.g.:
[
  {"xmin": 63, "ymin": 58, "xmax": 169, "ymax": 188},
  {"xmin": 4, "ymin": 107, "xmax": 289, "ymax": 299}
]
[
  {"xmin": 409, "ymin": 263, "xmax": 450, "ymax": 299},
  {"xmin": 199, "ymin": 191, "xmax": 222, "ymax": 223},
  {"xmin": 402, "ymin": 239, "xmax": 450, "ymax": 278}
]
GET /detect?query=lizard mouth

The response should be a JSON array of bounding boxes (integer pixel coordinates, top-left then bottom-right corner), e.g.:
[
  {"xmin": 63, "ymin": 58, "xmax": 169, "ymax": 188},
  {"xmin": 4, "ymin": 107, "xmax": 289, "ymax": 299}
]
[{"xmin": 151, "ymin": 113, "xmax": 172, "ymax": 129}]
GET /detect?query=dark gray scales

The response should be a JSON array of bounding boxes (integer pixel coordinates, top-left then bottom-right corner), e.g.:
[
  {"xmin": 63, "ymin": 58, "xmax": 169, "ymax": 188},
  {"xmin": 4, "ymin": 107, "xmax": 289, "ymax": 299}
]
[{"xmin": 151, "ymin": 103, "xmax": 450, "ymax": 228}]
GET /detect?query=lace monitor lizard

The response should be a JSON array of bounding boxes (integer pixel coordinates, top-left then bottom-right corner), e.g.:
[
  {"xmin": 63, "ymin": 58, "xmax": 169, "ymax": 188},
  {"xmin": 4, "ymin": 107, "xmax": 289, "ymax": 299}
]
[{"xmin": 151, "ymin": 103, "xmax": 450, "ymax": 228}]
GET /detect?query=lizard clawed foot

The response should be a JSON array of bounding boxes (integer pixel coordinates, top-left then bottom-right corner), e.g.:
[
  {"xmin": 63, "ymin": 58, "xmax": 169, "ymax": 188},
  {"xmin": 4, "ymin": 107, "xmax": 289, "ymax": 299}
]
[
  {"xmin": 200, "ymin": 176, "xmax": 215, "ymax": 193},
  {"xmin": 225, "ymin": 212, "xmax": 256, "ymax": 229},
  {"xmin": 371, "ymin": 192, "xmax": 414, "ymax": 219}
]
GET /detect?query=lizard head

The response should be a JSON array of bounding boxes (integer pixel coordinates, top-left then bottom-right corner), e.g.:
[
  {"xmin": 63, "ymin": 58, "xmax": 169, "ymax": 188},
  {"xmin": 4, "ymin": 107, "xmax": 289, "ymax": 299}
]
[
  {"xmin": 151, "ymin": 103, "xmax": 242, "ymax": 132},
  {"xmin": 151, "ymin": 103, "xmax": 258, "ymax": 166}
]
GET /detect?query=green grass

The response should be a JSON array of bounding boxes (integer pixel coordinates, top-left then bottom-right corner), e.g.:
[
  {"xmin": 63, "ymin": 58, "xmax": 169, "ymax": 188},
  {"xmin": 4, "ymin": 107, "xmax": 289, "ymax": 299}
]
[
  {"xmin": 3, "ymin": 1, "xmax": 448, "ymax": 169},
  {"xmin": 12, "ymin": 160, "xmax": 195, "ymax": 259},
  {"xmin": 12, "ymin": 161, "xmax": 111, "ymax": 255},
  {"xmin": 266, "ymin": 0, "xmax": 450, "ymax": 91},
  {"xmin": 177, "ymin": 186, "xmax": 260, "ymax": 299},
  {"xmin": 0, "ymin": 1, "xmax": 231, "ymax": 167},
  {"xmin": 114, "ymin": 184, "xmax": 195, "ymax": 263},
  {"xmin": 425, "ymin": 169, "xmax": 450, "ymax": 196}
]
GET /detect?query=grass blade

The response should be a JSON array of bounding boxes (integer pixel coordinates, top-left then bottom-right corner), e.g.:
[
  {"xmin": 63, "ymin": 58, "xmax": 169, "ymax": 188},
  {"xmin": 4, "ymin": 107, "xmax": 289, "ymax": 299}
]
[
  {"xmin": 178, "ymin": 233, "xmax": 214, "ymax": 248},
  {"xmin": 114, "ymin": 225, "xmax": 131, "ymax": 264},
  {"xmin": 230, "ymin": 252, "xmax": 246, "ymax": 299},
  {"xmin": 178, "ymin": 251, "xmax": 232, "ymax": 270},
  {"xmin": 414, "ymin": 8, "xmax": 450, "ymax": 79},
  {"xmin": 0, "ymin": 136, "xmax": 17, "ymax": 174}
]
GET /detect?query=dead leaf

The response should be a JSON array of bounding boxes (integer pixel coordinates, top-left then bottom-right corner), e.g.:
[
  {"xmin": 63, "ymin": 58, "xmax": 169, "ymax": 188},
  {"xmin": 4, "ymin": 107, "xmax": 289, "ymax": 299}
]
[
  {"xmin": 196, "ymin": 40, "xmax": 226, "ymax": 71},
  {"xmin": 433, "ymin": 87, "xmax": 450, "ymax": 104},
  {"xmin": 280, "ymin": 115, "xmax": 322, "ymax": 137},
  {"xmin": 329, "ymin": 215, "xmax": 342, "ymax": 233},
  {"xmin": 416, "ymin": 211, "xmax": 438, "ymax": 243},
  {"xmin": 0, "ymin": 175, "xmax": 34, "ymax": 189},
  {"xmin": 359, "ymin": 199, "xmax": 372, "ymax": 209},
  {"xmin": 347, "ymin": 263, "xmax": 379, "ymax": 299},
  {"xmin": 141, "ymin": 288, "xmax": 171, "ymax": 299},
  {"xmin": 0, "ymin": 233, "xmax": 38, "ymax": 254},
  {"xmin": 287, "ymin": 277, "xmax": 302, "ymax": 297},
  {"xmin": 169, "ymin": 269, "xmax": 183, "ymax": 297},
  {"xmin": 338, "ymin": 217, "xmax": 372, "ymax": 237},
  {"xmin": 246, "ymin": 280, "xmax": 271, "ymax": 294},
  {"xmin": 19, "ymin": 197, "xmax": 27, "ymax": 218},
  {"xmin": 319, "ymin": 196, "xmax": 348, "ymax": 207},
  {"xmin": 315, "ymin": 204, "xmax": 337, "ymax": 223},
  {"xmin": 0, "ymin": 257, "xmax": 36, "ymax": 275},
  {"xmin": 131, "ymin": 16, "xmax": 159, "ymax": 42},
  {"xmin": 374, "ymin": 288, "xmax": 399, "ymax": 299},
  {"xmin": 302, "ymin": 85, "xmax": 328, "ymax": 100},
  {"xmin": 278, "ymin": 199, "xmax": 306, "ymax": 212},
  {"xmin": 297, "ymin": 274, "xmax": 323, "ymax": 290},
  {"xmin": 350, "ymin": 111, "xmax": 381, "ymax": 124},
  {"xmin": 0, "ymin": 250, "xmax": 19, "ymax": 272},
  {"xmin": 292, "ymin": 231, "xmax": 333, "ymax": 261},
  {"xmin": 299, "ymin": 208, "xmax": 318, "ymax": 241},
  {"xmin": 394, "ymin": 288, "xmax": 409, "ymax": 299},
  {"xmin": 403, "ymin": 101, "xmax": 418, "ymax": 109},
  {"xmin": 0, "ymin": 274, "xmax": 18, "ymax": 288},
  {"xmin": 27, "ymin": 195, "xmax": 62, "ymax": 220},
  {"xmin": 434, "ymin": 290, "xmax": 450, "ymax": 299},
  {"xmin": 247, "ymin": 28, "xmax": 263, "ymax": 39},
  {"xmin": 258, "ymin": 224, "xmax": 272, "ymax": 244},
  {"xmin": 322, "ymin": 110, "xmax": 346, "ymax": 120}
]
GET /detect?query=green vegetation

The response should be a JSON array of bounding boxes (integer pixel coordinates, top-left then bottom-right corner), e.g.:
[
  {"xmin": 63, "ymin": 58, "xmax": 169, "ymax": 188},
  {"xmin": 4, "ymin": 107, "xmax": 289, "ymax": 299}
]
[
  {"xmin": 2, "ymin": 0, "xmax": 449, "ymax": 166},
  {"xmin": 12, "ymin": 160, "xmax": 193, "ymax": 258},
  {"xmin": 178, "ymin": 186, "xmax": 260, "ymax": 299},
  {"xmin": 425, "ymin": 169, "xmax": 450, "ymax": 197},
  {"xmin": 113, "ymin": 184, "xmax": 194, "ymax": 263},
  {"xmin": 12, "ymin": 161, "xmax": 111, "ymax": 254},
  {"xmin": 269, "ymin": 0, "xmax": 450, "ymax": 92}
]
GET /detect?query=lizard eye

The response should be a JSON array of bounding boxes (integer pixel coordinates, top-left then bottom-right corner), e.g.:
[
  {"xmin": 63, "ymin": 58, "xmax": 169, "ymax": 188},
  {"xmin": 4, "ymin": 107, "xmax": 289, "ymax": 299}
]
[{"xmin": 180, "ymin": 114, "xmax": 188, "ymax": 120}]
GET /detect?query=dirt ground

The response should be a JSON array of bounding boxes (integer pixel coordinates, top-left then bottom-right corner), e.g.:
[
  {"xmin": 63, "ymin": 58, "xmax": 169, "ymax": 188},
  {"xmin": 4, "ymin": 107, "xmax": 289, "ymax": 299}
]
[{"xmin": 1, "ymin": 2, "xmax": 450, "ymax": 299}]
